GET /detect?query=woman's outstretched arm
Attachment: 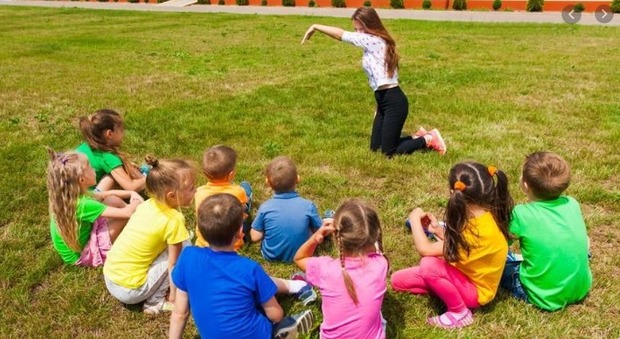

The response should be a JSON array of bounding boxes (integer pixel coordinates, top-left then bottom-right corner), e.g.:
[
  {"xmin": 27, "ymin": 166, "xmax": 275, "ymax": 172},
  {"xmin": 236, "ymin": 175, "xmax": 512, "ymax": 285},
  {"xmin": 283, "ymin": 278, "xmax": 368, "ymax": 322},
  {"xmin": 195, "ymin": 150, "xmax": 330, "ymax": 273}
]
[{"xmin": 302, "ymin": 24, "xmax": 345, "ymax": 43}]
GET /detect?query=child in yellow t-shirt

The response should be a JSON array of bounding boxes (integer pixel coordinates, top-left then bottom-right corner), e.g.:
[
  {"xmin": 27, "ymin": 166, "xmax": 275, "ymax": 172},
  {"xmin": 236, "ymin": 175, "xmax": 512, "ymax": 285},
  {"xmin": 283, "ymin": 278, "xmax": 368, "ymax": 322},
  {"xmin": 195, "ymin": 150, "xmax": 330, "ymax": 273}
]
[
  {"xmin": 391, "ymin": 162, "xmax": 514, "ymax": 329},
  {"xmin": 103, "ymin": 156, "xmax": 195, "ymax": 315},
  {"xmin": 194, "ymin": 145, "xmax": 252, "ymax": 250}
]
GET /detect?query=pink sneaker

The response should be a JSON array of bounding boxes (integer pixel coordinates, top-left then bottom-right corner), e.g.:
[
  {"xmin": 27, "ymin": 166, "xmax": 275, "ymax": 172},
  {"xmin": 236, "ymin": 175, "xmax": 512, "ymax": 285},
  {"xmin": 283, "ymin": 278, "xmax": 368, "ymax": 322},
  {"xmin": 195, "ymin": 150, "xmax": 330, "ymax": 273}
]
[
  {"xmin": 428, "ymin": 129, "xmax": 447, "ymax": 156},
  {"xmin": 413, "ymin": 126, "xmax": 428, "ymax": 138},
  {"xmin": 427, "ymin": 309, "xmax": 473, "ymax": 329}
]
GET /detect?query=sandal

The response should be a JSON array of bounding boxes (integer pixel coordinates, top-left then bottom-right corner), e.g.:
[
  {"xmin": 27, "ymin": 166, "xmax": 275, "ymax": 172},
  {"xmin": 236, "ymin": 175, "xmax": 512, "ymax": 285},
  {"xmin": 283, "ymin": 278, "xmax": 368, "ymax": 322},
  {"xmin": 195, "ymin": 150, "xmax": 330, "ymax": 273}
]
[{"xmin": 427, "ymin": 309, "xmax": 473, "ymax": 329}]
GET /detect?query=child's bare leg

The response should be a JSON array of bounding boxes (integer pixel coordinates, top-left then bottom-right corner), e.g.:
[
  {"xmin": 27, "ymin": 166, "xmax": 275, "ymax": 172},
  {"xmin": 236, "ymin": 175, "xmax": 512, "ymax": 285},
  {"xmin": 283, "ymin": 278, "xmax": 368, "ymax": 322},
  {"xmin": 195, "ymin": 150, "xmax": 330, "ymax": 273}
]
[
  {"xmin": 270, "ymin": 277, "xmax": 307, "ymax": 294},
  {"xmin": 103, "ymin": 195, "xmax": 129, "ymax": 243}
]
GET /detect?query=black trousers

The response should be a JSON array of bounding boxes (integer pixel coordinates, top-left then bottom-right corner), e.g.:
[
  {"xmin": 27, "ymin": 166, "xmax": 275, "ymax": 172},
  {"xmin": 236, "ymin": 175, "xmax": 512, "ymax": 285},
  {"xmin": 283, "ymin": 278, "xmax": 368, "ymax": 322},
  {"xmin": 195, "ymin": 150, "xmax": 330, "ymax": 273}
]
[{"xmin": 371, "ymin": 86, "xmax": 426, "ymax": 157}]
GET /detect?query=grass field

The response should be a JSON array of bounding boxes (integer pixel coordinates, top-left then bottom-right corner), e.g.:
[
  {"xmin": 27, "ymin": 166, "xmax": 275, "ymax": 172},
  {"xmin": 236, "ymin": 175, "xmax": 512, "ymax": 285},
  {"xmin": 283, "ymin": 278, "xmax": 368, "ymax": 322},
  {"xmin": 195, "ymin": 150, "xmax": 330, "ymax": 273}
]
[{"xmin": 1, "ymin": 5, "xmax": 619, "ymax": 338}]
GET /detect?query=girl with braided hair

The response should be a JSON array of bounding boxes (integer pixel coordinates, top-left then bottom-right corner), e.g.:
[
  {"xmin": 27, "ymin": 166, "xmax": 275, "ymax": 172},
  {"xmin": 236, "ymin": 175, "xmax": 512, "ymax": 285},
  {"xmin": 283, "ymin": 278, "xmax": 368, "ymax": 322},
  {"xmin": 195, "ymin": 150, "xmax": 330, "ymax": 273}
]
[
  {"xmin": 391, "ymin": 162, "xmax": 514, "ymax": 329},
  {"xmin": 294, "ymin": 198, "xmax": 388, "ymax": 339},
  {"xmin": 46, "ymin": 148, "xmax": 142, "ymax": 267}
]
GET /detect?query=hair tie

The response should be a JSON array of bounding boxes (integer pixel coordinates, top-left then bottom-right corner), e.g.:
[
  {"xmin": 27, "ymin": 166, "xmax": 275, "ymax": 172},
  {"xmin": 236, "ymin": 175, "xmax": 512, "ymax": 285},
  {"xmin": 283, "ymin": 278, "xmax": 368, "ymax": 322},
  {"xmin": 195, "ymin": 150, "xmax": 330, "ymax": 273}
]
[
  {"xmin": 488, "ymin": 166, "xmax": 497, "ymax": 177},
  {"xmin": 454, "ymin": 180, "xmax": 466, "ymax": 191},
  {"xmin": 58, "ymin": 154, "xmax": 69, "ymax": 166}
]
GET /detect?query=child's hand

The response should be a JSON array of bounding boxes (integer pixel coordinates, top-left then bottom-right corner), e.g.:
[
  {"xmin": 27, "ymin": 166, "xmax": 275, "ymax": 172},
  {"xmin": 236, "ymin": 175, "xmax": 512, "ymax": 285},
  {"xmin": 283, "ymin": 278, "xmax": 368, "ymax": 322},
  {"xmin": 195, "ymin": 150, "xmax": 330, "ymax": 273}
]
[
  {"xmin": 407, "ymin": 208, "xmax": 426, "ymax": 229},
  {"xmin": 427, "ymin": 213, "xmax": 445, "ymax": 240},
  {"xmin": 313, "ymin": 221, "xmax": 334, "ymax": 244}
]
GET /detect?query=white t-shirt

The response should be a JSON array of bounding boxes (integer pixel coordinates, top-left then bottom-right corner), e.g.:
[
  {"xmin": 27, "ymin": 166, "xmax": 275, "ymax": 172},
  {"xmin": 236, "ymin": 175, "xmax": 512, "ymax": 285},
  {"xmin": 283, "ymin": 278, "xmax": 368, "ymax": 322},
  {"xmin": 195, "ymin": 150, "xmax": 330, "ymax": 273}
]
[{"xmin": 341, "ymin": 31, "xmax": 399, "ymax": 91}]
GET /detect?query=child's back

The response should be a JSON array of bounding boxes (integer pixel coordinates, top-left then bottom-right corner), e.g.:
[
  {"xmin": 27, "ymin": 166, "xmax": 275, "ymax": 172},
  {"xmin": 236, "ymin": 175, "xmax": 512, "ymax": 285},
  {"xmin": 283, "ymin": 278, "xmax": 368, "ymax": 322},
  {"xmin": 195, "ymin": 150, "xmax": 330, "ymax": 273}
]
[
  {"xmin": 307, "ymin": 253, "xmax": 387, "ymax": 339},
  {"xmin": 172, "ymin": 246, "xmax": 277, "ymax": 338},
  {"xmin": 194, "ymin": 182, "xmax": 247, "ymax": 247},
  {"xmin": 511, "ymin": 195, "xmax": 591, "ymax": 310},
  {"xmin": 253, "ymin": 191, "xmax": 322, "ymax": 262}
]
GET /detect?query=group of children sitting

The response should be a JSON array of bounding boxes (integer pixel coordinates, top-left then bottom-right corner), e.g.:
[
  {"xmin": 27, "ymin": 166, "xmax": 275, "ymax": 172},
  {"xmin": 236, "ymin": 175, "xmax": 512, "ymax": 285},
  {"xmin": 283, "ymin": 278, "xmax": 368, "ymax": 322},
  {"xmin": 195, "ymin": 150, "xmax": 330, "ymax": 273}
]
[{"xmin": 47, "ymin": 109, "xmax": 592, "ymax": 338}]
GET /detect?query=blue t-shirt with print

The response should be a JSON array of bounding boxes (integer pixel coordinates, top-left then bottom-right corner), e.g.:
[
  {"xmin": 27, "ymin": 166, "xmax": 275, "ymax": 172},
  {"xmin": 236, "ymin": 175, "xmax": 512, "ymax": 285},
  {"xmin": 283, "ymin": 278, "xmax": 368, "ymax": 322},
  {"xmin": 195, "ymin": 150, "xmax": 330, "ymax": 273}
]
[
  {"xmin": 251, "ymin": 191, "xmax": 322, "ymax": 262},
  {"xmin": 172, "ymin": 246, "xmax": 277, "ymax": 339}
]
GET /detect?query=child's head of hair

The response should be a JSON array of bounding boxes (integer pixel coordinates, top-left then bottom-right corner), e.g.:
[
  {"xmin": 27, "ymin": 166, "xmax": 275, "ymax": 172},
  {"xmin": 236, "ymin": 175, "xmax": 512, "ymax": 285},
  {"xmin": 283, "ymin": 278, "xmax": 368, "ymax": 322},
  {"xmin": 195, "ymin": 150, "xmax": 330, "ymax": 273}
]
[
  {"xmin": 78, "ymin": 108, "xmax": 124, "ymax": 152},
  {"xmin": 145, "ymin": 155, "xmax": 195, "ymax": 208},
  {"xmin": 443, "ymin": 162, "xmax": 514, "ymax": 262},
  {"xmin": 201, "ymin": 145, "xmax": 237, "ymax": 182},
  {"xmin": 46, "ymin": 148, "xmax": 90, "ymax": 252},
  {"xmin": 265, "ymin": 156, "xmax": 298, "ymax": 193},
  {"xmin": 333, "ymin": 198, "xmax": 384, "ymax": 305},
  {"xmin": 197, "ymin": 193, "xmax": 243, "ymax": 247},
  {"xmin": 521, "ymin": 151, "xmax": 570, "ymax": 200}
]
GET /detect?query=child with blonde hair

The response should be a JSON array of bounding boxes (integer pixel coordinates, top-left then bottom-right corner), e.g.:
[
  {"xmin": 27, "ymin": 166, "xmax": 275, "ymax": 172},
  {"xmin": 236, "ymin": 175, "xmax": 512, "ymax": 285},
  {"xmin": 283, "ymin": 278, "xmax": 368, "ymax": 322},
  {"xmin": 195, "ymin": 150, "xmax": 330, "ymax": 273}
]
[
  {"xmin": 46, "ymin": 148, "xmax": 142, "ymax": 267},
  {"xmin": 501, "ymin": 151, "xmax": 591, "ymax": 311},
  {"xmin": 294, "ymin": 198, "xmax": 388, "ymax": 339},
  {"xmin": 77, "ymin": 108, "xmax": 145, "ymax": 192},
  {"xmin": 194, "ymin": 145, "xmax": 252, "ymax": 250},
  {"xmin": 103, "ymin": 156, "xmax": 194, "ymax": 314},
  {"xmin": 391, "ymin": 162, "xmax": 513, "ymax": 329},
  {"xmin": 250, "ymin": 156, "xmax": 323, "ymax": 263}
]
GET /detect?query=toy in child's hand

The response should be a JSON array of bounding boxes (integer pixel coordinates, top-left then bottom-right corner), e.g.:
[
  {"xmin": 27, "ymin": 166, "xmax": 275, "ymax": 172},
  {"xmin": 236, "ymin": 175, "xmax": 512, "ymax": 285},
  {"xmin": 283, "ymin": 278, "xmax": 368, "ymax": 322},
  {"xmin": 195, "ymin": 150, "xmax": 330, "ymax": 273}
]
[
  {"xmin": 139, "ymin": 163, "xmax": 151, "ymax": 176},
  {"xmin": 405, "ymin": 216, "xmax": 435, "ymax": 239}
]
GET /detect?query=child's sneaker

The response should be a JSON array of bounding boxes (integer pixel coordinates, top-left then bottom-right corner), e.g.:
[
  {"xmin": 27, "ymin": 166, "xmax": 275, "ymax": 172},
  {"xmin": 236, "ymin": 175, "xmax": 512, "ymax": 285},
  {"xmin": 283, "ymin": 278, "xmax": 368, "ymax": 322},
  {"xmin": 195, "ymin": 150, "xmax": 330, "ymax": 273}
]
[
  {"xmin": 296, "ymin": 284, "xmax": 317, "ymax": 306},
  {"xmin": 427, "ymin": 309, "xmax": 473, "ymax": 329},
  {"xmin": 273, "ymin": 310, "xmax": 314, "ymax": 339},
  {"xmin": 428, "ymin": 129, "xmax": 447, "ymax": 156},
  {"xmin": 413, "ymin": 126, "xmax": 428, "ymax": 138}
]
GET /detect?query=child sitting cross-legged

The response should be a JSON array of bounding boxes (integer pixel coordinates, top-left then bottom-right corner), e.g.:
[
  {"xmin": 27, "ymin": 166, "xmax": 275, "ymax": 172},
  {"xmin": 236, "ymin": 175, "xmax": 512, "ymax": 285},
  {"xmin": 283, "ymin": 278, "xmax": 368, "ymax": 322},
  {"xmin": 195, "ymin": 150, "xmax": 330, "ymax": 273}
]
[
  {"xmin": 169, "ymin": 193, "xmax": 314, "ymax": 339},
  {"xmin": 501, "ymin": 151, "xmax": 592, "ymax": 311},
  {"xmin": 250, "ymin": 156, "xmax": 324, "ymax": 263}
]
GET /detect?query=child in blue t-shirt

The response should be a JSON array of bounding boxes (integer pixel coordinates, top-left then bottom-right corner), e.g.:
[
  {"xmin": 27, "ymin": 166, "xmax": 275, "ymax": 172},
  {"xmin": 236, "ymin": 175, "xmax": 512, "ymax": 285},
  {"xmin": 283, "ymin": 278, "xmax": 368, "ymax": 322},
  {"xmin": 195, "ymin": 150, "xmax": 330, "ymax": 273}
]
[
  {"xmin": 250, "ymin": 156, "xmax": 323, "ymax": 263},
  {"xmin": 170, "ymin": 194, "xmax": 314, "ymax": 339}
]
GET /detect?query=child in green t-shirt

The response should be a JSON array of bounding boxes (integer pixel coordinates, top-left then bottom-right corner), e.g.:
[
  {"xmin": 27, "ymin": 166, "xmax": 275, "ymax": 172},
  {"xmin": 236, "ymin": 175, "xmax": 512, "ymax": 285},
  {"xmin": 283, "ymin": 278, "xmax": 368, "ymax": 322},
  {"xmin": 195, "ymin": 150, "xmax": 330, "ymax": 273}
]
[{"xmin": 501, "ymin": 151, "xmax": 592, "ymax": 311}]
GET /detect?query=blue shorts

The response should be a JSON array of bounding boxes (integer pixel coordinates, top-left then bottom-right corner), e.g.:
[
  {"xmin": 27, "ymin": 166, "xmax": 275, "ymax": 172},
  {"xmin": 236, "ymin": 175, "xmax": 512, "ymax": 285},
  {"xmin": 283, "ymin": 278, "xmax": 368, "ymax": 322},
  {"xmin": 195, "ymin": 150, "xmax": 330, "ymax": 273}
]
[{"xmin": 500, "ymin": 254, "xmax": 529, "ymax": 302}]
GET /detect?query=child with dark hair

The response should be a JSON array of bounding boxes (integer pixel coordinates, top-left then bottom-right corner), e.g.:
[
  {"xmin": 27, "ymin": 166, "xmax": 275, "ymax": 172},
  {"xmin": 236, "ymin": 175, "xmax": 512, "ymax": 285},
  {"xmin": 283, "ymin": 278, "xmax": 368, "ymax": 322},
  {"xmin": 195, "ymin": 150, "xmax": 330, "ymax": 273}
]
[
  {"xmin": 250, "ymin": 156, "xmax": 323, "ymax": 263},
  {"xmin": 77, "ymin": 108, "xmax": 145, "ymax": 192},
  {"xmin": 501, "ymin": 151, "xmax": 592, "ymax": 311},
  {"xmin": 391, "ymin": 162, "xmax": 513, "ymax": 329},
  {"xmin": 169, "ymin": 194, "xmax": 314, "ymax": 339}
]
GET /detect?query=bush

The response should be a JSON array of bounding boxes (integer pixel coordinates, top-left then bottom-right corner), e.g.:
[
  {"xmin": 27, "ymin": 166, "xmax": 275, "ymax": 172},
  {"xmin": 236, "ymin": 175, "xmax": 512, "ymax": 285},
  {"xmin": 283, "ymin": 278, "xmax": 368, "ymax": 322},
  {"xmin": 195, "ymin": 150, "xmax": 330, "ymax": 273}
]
[
  {"xmin": 128, "ymin": 0, "xmax": 139, "ymax": 3},
  {"xmin": 332, "ymin": 0, "xmax": 346, "ymax": 7},
  {"xmin": 309, "ymin": 0, "xmax": 316, "ymax": 6},
  {"xmin": 218, "ymin": 0, "xmax": 225, "ymax": 4},
  {"xmin": 196, "ymin": 0, "xmax": 211, "ymax": 3},
  {"xmin": 236, "ymin": 0, "xmax": 248, "ymax": 5},
  {"xmin": 612, "ymin": 0, "xmax": 620, "ymax": 13},
  {"xmin": 452, "ymin": 0, "xmax": 466, "ymax": 10},
  {"xmin": 526, "ymin": 0, "xmax": 543, "ymax": 12},
  {"xmin": 422, "ymin": 0, "xmax": 431, "ymax": 9},
  {"xmin": 573, "ymin": 2, "xmax": 584, "ymax": 11},
  {"xmin": 282, "ymin": 0, "xmax": 295, "ymax": 6},
  {"xmin": 363, "ymin": 0, "xmax": 371, "ymax": 6},
  {"xmin": 492, "ymin": 0, "xmax": 501, "ymax": 10},
  {"xmin": 390, "ymin": 0, "xmax": 403, "ymax": 8},
  {"xmin": 261, "ymin": 0, "xmax": 267, "ymax": 5}
]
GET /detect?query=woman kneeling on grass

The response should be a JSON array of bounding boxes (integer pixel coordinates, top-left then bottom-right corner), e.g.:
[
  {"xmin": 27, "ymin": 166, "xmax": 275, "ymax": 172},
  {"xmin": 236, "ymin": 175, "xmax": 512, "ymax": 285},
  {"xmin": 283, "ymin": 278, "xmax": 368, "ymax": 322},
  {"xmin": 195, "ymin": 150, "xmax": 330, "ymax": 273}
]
[{"xmin": 302, "ymin": 7, "xmax": 446, "ymax": 157}]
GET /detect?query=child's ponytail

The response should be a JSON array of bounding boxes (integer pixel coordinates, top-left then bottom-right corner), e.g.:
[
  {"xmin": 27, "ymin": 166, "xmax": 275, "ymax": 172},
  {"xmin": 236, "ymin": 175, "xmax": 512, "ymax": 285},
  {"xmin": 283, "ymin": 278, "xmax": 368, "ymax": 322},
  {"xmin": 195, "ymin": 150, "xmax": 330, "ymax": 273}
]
[
  {"xmin": 46, "ymin": 148, "xmax": 85, "ymax": 252},
  {"xmin": 144, "ymin": 155, "xmax": 194, "ymax": 204},
  {"xmin": 491, "ymin": 169, "xmax": 514, "ymax": 241},
  {"xmin": 336, "ymin": 229, "xmax": 359, "ymax": 305},
  {"xmin": 444, "ymin": 186, "xmax": 471, "ymax": 262}
]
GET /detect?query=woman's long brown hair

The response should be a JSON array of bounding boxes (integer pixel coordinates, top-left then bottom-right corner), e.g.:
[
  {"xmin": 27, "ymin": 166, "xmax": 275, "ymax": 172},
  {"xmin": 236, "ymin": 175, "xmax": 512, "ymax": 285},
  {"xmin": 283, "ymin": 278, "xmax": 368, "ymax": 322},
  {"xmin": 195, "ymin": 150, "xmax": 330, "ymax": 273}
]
[{"xmin": 351, "ymin": 7, "xmax": 400, "ymax": 78}]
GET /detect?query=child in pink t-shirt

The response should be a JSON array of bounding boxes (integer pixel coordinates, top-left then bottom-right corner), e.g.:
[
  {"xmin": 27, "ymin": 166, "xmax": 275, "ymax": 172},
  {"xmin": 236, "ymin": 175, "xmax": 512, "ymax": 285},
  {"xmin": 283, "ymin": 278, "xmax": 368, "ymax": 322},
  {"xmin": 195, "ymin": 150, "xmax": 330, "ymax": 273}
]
[{"xmin": 294, "ymin": 198, "xmax": 388, "ymax": 339}]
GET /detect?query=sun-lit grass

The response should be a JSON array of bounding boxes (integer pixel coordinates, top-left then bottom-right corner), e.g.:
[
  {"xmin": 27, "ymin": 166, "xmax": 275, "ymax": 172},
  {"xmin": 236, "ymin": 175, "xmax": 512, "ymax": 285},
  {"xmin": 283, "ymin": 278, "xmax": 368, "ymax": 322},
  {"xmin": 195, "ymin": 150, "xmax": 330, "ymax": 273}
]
[{"xmin": 0, "ymin": 5, "xmax": 619, "ymax": 338}]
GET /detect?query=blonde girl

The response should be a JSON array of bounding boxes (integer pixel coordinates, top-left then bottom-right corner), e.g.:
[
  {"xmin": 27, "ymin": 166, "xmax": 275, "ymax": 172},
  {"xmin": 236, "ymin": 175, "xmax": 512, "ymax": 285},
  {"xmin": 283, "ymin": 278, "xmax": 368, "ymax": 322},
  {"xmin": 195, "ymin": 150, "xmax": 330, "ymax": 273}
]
[
  {"xmin": 302, "ymin": 7, "xmax": 446, "ymax": 157},
  {"xmin": 295, "ymin": 198, "xmax": 388, "ymax": 339},
  {"xmin": 47, "ymin": 149, "xmax": 142, "ymax": 267},
  {"xmin": 391, "ymin": 162, "xmax": 513, "ymax": 329},
  {"xmin": 103, "ymin": 156, "xmax": 195, "ymax": 315},
  {"xmin": 77, "ymin": 108, "xmax": 145, "ymax": 192}
]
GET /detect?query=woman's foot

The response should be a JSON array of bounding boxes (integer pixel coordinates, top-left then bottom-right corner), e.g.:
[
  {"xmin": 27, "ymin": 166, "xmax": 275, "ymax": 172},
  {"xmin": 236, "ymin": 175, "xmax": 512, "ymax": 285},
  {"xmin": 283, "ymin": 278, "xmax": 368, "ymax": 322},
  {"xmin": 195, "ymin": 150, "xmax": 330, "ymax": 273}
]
[
  {"xmin": 427, "ymin": 309, "xmax": 473, "ymax": 329},
  {"xmin": 427, "ymin": 129, "xmax": 447, "ymax": 155},
  {"xmin": 413, "ymin": 126, "xmax": 428, "ymax": 138}
]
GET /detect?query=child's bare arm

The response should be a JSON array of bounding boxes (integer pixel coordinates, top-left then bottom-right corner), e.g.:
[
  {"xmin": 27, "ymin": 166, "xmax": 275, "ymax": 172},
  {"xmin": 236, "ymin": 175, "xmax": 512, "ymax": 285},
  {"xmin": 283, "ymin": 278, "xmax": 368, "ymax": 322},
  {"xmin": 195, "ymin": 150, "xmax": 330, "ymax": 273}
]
[
  {"xmin": 261, "ymin": 296, "xmax": 284, "ymax": 323},
  {"xmin": 100, "ymin": 197, "xmax": 141, "ymax": 219},
  {"xmin": 250, "ymin": 229, "xmax": 263, "ymax": 242},
  {"xmin": 294, "ymin": 220, "xmax": 334, "ymax": 271},
  {"xmin": 168, "ymin": 289, "xmax": 189, "ymax": 339},
  {"xmin": 167, "ymin": 242, "xmax": 184, "ymax": 303},
  {"xmin": 110, "ymin": 167, "xmax": 146, "ymax": 192},
  {"xmin": 408, "ymin": 208, "xmax": 443, "ymax": 257}
]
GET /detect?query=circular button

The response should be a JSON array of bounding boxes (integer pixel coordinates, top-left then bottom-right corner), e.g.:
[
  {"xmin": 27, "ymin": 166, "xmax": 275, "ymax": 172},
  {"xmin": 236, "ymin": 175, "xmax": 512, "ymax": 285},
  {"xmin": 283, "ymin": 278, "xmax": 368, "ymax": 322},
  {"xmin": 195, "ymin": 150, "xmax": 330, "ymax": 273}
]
[
  {"xmin": 562, "ymin": 5, "xmax": 582, "ymax": 24},
  {"xmin": 595, "ymin": 5, "xmax": 614, "ymax": 24}
]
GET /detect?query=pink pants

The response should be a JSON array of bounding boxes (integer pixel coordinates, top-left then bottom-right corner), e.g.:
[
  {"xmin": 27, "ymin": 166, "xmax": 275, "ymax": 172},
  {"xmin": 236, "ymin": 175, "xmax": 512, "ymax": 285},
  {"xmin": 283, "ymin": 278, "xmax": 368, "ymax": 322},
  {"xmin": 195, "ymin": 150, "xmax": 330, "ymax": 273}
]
[{"xmin": 391, "ymin": 256, "xmax": 479, "ymax": 312}]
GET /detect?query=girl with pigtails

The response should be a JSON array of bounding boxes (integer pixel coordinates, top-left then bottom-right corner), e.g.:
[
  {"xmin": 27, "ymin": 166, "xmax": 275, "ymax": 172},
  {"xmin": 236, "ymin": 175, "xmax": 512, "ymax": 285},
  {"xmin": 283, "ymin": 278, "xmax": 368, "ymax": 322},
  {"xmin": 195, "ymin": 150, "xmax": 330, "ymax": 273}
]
[
  {"xmin": 46, "ymin": 148, "xmax": 143, "ymax": 267},
  {"xmin": 76, "ymin": 108, "xmax": 146, "ymax": 192},
  {"xmin": 391, "ymin": 162, "xmax": 514, "ymax": 329},
  {"xmin": 294, "ymin": 198, "xmax": 388, "ymax": 339}
]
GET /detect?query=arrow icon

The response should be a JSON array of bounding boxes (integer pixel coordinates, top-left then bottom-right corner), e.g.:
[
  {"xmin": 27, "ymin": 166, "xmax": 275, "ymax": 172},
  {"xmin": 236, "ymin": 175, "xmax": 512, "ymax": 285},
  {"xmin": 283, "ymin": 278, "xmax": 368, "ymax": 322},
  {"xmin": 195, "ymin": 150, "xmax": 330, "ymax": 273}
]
[
  {"xmin": 601, "ymin": 9, "xmax": 608, "ymax": 19},
  {"xmin": 569, "ymin": 10, "xmax": 575, "ymax": 20}
]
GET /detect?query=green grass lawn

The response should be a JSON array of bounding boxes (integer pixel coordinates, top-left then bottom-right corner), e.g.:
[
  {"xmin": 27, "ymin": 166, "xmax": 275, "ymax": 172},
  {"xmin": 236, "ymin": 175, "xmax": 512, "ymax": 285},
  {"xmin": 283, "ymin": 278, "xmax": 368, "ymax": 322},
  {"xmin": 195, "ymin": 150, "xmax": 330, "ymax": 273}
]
[{"xmin": 1, "ymin": 5, "xmax": 619, "ymax": 338}]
